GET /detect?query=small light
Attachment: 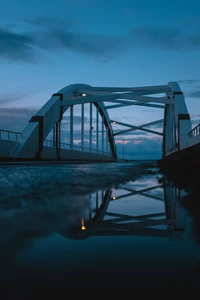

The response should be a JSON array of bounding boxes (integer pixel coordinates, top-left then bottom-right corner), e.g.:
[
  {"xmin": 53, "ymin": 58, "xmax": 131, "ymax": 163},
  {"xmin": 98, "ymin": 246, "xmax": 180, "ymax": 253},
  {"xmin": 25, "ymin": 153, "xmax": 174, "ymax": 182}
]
[
  {"xmin": 82, "ymin": 93, "xmax": 86, "ymax": 96},
  {"xmin": 81, "ymin": 218, "xmax": 86, "ymax": 230},
  {"xmin": 112, "ymin": 121, "xmax": 116, "ymax": 124},
  {"xmin": 112, "ymin": 196, "xmax": 116, "ymax": 200}
]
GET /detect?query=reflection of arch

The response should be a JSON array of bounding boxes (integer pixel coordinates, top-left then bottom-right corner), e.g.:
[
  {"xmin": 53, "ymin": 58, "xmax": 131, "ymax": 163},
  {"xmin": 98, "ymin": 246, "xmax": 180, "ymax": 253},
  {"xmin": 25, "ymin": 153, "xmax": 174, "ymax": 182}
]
[
  {"xmin": 59, "ymin": 183, "xmax": 189, "ymax": 241},
  {"xmin": 59, "ymin": 189, "xmax": 112, "ymax": 240}
]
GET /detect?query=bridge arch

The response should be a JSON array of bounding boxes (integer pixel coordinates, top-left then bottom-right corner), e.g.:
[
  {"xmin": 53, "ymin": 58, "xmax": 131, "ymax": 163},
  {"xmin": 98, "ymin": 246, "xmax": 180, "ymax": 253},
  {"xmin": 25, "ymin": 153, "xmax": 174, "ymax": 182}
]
[
  {"xmin": 11, "ymin": 84, "xmax": 117, "ymax": 160},
  {"xmin": 9, "ymin": 81, "xmax": 192, "ymax": 161}
]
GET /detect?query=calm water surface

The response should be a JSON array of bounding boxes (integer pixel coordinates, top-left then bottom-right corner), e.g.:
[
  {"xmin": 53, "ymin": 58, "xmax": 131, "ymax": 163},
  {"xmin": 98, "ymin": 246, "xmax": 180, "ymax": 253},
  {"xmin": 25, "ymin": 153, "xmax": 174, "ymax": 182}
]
[{"xmin": 0, "ymin": 161, "xmax": 200, "ymax": 291}]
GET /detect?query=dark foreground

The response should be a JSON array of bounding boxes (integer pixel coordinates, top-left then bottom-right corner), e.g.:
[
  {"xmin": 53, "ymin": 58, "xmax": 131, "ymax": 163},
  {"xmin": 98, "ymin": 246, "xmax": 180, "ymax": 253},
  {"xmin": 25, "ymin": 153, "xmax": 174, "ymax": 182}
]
[{"xmin": 0, "ymin": 161, "xmax": 200, "ymax": 293}]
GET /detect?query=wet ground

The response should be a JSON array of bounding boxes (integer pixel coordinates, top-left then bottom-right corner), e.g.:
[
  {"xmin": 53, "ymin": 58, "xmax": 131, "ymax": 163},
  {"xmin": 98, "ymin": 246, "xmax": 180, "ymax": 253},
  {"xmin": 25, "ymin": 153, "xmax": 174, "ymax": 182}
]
[{"xmin": 0, "ymin": 161, "xmax": 200, "ymax": 292}]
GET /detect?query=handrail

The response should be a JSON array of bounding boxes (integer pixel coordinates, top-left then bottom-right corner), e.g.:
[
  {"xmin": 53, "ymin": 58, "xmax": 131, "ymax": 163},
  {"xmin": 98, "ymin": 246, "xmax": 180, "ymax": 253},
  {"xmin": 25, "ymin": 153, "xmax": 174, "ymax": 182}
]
[
  {"xmin": 0, "ymin": 129, "xmax": 22, "ymax": 141},
  {"xmin": 43, "ymin": 139, "xmax": 111, "ymax": 156},
  {"xmin": 188, "ymin": 123, "xmax": 200, "ymax": 138},
  {"xmin": 0, "ymin": 129, "xmax": 111, "ymax": 156}
]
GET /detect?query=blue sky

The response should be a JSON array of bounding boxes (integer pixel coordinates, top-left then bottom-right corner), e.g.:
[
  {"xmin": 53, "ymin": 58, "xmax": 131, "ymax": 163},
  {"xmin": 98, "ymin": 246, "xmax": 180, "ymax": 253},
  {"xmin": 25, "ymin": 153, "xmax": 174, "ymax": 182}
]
[{"xmin": 1, "ymin": 0, "xmax": 200, "ymax": 159}]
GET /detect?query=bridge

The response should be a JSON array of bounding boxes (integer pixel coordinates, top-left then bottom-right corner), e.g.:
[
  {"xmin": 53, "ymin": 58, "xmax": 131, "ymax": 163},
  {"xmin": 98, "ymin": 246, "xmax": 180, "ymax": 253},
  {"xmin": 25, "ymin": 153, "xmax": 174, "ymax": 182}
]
[{"xmin": 0, "ymin": 81, "xmax": 199, "ymax": 161}]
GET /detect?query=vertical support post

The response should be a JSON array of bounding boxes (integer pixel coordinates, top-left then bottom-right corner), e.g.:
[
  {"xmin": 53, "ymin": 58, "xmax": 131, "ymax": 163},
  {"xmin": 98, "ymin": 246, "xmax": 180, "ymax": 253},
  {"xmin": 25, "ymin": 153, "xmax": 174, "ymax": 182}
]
[
  {"xmin": 81, "ymin": 103, "xmax": 84, "ymax": 150},
  {"xmin": 163, "ymin": 103, "xmax": 175, "ymax": 157},
  {"xmin": 53, "ymin": 125, "xmax": 56, "ymax": 147},
  {"xmin": 96, "ymin": 106, "xmax": 99, "ymax": 152},
  {"xmin": 70, "ymin": 105, "xmax": 73, "ymax": 150},
  {"xmin": 168, "ymin": 82, "xmax": 192, "ymax": 151},
  {"xmin": 56, "ymin": 121, "xmax": 60, "ymax": 159},
  {"xmin": 102, "ymin": 115, "xmax": 104, "ymax": 152},
  {"xmin": 90, "ymin": 103, "xmax": 92, "ymax": 152},
  {"xmin": 96, "ymin": 191, "xmax": 99, "ymax": 211},
  {"xmin": 89, "ymin": 194, "xmax": 92, "ymax": 220},
  {"xmin": 106, "ymin": 127, "xmax": 108, "ymax": 153},
  {"xmin": 123, "ymin": 139, "xmax": 125, "ymax": 159}
]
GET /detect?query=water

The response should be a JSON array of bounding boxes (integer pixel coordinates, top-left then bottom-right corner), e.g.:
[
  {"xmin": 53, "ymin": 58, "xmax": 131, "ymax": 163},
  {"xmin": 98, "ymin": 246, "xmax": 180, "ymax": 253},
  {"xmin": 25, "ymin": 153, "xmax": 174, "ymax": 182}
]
[{"xmin": 0, "ymin": 161, "xmax": 200, "ymax": 292}]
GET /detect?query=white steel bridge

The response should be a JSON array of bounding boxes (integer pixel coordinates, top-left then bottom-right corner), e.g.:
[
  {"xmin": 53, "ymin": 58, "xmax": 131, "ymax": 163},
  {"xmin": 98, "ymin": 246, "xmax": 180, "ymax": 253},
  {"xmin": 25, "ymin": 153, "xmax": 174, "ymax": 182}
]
[{"xmin": 0, "ymin": 81, "xmax": 199, "ymax": 161}]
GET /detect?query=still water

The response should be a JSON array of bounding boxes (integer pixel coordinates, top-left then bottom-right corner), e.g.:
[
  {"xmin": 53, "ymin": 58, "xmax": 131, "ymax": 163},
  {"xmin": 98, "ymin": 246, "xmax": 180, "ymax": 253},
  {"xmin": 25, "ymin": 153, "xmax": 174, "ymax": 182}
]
[{"xmin": 0, "ymin": 161, "xmax": 200, "ymax": 291}]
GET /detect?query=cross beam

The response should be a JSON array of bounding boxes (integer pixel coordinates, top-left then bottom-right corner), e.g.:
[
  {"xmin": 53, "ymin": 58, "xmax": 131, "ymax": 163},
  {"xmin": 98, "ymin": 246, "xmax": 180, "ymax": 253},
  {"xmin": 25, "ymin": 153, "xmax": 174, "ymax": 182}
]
[
  {"xmin": 111, "ymin": 119, "xmax": 163, "ymax": 136},
  {"xmin": 105, "ymin": 102, "xmax": 165, "ymax": 109}
]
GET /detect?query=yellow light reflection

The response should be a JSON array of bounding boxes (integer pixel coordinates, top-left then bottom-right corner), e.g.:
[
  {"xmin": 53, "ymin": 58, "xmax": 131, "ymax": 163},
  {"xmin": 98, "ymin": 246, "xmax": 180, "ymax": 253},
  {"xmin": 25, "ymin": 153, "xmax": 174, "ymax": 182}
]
[
  {"xmin": 81, "ymin": 218, "xmax": 86, "ymax": 230},
  {"xmin": 112, "ymin": 196, "xmax": 116, "ymax": 200}
]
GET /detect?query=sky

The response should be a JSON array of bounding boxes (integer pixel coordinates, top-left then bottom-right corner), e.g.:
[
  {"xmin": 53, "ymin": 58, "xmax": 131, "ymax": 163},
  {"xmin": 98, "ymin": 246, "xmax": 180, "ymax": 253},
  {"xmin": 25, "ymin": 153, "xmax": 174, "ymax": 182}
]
[{"xmin": 1, "ymin": 0, "xmax": 200, "ymax": 159}]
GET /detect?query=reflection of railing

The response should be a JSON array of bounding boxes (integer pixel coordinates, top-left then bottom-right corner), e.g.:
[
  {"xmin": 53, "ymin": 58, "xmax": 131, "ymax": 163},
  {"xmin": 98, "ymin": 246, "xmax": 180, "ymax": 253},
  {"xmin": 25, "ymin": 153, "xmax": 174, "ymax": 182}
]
[
  {"xmin": 43, "ymin": 139, "xmax": 111, "ymax": 156},
  {"xmin": 0, "ymin": 129, "xmax": 22, "ymax": 141},
  {"xmin": 188, "ymin": 123, "xmax": 200, "ymax": 138}
]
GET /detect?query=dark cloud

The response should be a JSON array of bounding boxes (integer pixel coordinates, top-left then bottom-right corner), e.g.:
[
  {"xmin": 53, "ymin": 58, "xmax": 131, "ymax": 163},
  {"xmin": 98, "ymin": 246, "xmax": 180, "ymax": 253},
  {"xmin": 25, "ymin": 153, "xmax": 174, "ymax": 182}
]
[
  {"xmin": 2, "ymin": 17, "xmax": 200, "ymax": 63},
  {"xmin": 114, "ymin": 130, "xmax": 149, "ymax": 136},
  {"xmin": 0, "ymin": 27, "xmax": 36, "ymax": 62},
  {"xmin": 177, "ymin": 79, "xmax": 200, "ymax": 84},
  {"xmin": 0, "ymin": 107, "xmax": 37, "ymax": 132},
  {"xmin": 175, "ymin": 79, "xmax": 200, "ymax": 99},
  {"xmin": 33, "ymin": 29, "xmax": 125, "ymax": 61},
  {"xmin": 131, "ymin": 26, "xmax": 200, "ymax": 50},
  {"xmin": 27, "ymin": 16, "xmax": 75, "ymax": 29},
  {"xmin": 0, "ymin": 107, "xmax": 37, "ymax": 117},
  {"xmin": 0, "ymin": 18, "xmax": 126, "ymax": 63},
  {"xmin": 62, "ymin": 115, "xmax": 90, "ymax": 125},
  {"xmin": 191, "ymin": 119, "xmax": 200, "ymax": 127},
  {"xmin": 0, "ymin": 94, "xmax": 27, "ymax": 105},
  {"xmin": 149, "ymin": 122, "xmax": 164, "ymax": 129},
  {"xmin": 132, "ymin": 27, "xmax": 181, "ymax": 49},
  {"xmin": 187, "ymin": 90, "xmax": 200, "ymax": 98}
]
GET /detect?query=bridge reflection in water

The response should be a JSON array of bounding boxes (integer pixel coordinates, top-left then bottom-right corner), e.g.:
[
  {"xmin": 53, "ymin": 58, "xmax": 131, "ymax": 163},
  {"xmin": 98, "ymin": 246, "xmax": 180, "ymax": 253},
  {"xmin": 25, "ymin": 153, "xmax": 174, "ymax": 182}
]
[
  {"xmin": 60, "ymin": 178, "xmax": 188, "ymax": 242},
  {"xmin": 1, "ymin": 170, "xmax": 200, "ymax": 290}
]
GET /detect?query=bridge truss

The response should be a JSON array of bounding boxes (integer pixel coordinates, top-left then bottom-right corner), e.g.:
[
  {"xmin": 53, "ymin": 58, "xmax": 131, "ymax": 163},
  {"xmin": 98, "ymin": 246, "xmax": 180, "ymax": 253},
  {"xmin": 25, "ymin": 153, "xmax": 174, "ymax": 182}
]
[{"xmin": 10, "ymin": 82, "xmax": 191, "ymax": 160}]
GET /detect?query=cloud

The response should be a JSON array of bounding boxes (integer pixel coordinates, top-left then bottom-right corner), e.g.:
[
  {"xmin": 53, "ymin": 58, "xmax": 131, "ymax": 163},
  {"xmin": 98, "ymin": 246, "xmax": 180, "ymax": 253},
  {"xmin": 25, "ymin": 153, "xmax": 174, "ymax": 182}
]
[
  {"xmin": 0, "ymin": 27, "xmax": 36, "ymax": 62},
  {"xmin": 175, "ymin": 79, "xmax": 200, "ymax": 99},
  {"xmin": 186, "ymin": 90, "xmax": 200, "ymax": 98},
  {"xmin": 27, "ymin": 16, "xmax": 75, "ymax": 29},
  {"xmin": 0, "ymin": 93, "xmax": 27, "ymax": 105},
  {"xmin": 132, "ymin": 27, "xmax": 181, "ymax": 49},
  {"xmin": 114, "ymin": 130, "xmax": 149, "ymax": 136},
  {"xmin": 177, "ymin": 79, "xmax": 200, "ymax": 84},
  {"xmin": 62, "ymin": 115, "xmax": 90, "ymax": 125},
  {"xmin": 33, "ymin": 29, "xmax": 125, "ymax": 61},
  {"xmin": 149, "ymin": 122, "xmax": 164, "ymax": 129},
  {"xmin": 131, "ymin": 26, "xmax": 200, "ymax": 50},
  {"xmin": 0, "ymin": 17, "xmax": 126, "ymax": 63},
  {"xmin": 2, "ymin": 16, "xmax": 200, "ymax": 64},
  {"xmin": 0, "ymin": 107, "xmax": 37, "ymax": 131},
  {"xmin": 116, "ymin": 137, "xmax": 162, "ymax": 160}
]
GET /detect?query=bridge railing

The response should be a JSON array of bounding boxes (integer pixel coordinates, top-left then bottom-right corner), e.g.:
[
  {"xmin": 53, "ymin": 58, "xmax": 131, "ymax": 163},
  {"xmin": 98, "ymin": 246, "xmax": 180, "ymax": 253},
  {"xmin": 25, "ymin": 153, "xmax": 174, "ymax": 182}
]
[
  {"xmin": 43, "ymin": 139, "xmax": 111, "ymax": 156},
  {"xmin": 0, "ymin": 129, "xmax": 111, "ymax": 157},
  {"xmin": 188, "ymin": 123, "xmax": 200, "ymax": 138},
  {"xmin": 0, "ymin": 129, "xmax": 22, "ymax": 141}
]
